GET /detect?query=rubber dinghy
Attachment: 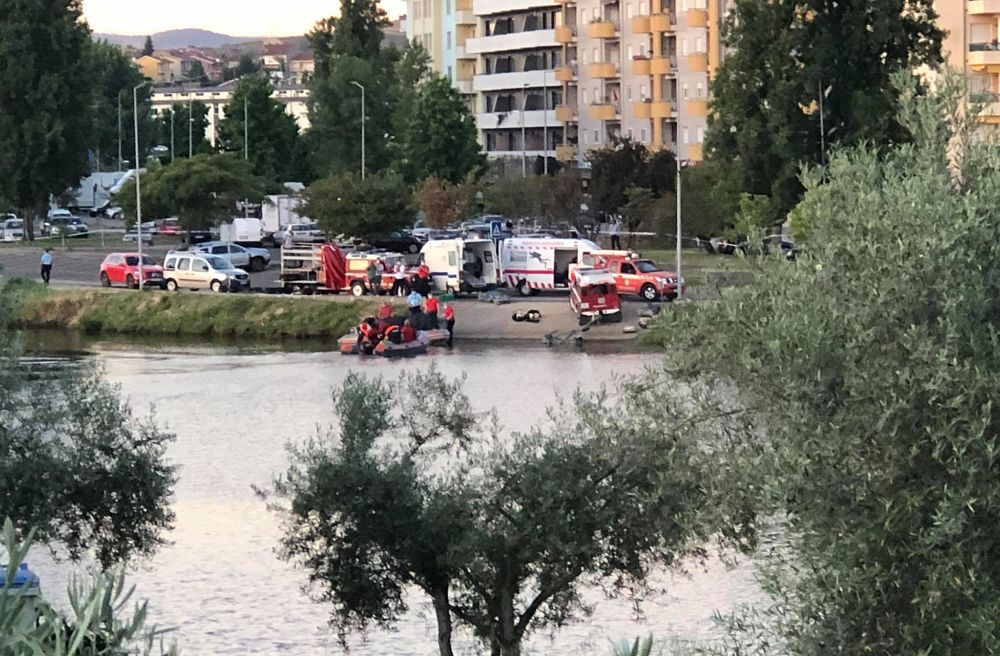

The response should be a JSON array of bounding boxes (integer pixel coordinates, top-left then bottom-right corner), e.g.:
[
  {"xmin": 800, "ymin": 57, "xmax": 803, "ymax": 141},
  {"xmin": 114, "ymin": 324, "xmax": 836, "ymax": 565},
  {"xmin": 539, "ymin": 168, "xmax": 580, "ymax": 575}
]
[
  {"xmin": 374, "ymin": 340, "xmax": 429, "ymax": 358},
  {"xmin": 337, "ymin": 331, "xmax": 361, "ymax": 355},
  {"xmin": 418, "ymin": 328, "xmax": 450, "ymax": 346}
]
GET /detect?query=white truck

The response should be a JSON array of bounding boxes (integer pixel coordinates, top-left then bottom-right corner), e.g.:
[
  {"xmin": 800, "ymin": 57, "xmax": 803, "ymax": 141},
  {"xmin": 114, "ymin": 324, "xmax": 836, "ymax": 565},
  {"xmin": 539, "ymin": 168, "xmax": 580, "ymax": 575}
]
[
  {"xmin": 261, "ymin": 195, "xmax": 306, "ymax": 244},
  {"xmin": 219, "ymin": 218, "xmax": 265, "ymax": 245},
  {"xmin": 419, "ymin": 239, "xmax": 499, "ymax": 294},
  {"xmin": 499, "ymin": 236, "xmax": 601, "ymax": 296}
]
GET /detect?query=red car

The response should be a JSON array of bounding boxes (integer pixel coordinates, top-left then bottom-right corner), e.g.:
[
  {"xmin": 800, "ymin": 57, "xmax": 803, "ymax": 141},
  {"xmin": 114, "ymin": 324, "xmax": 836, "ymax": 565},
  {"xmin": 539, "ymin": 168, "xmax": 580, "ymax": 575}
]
[
  {"xmin": 99, "ymin": 253, "xmax": 164, "ymax": 289},
  {"xmin": 156, "ymin": 218, "xmax": 181, "ymax": 236}
]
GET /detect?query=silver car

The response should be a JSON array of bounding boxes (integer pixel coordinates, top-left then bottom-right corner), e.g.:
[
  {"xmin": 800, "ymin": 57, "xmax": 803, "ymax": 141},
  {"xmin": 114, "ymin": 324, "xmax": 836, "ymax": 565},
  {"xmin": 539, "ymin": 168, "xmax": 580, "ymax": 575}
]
[
  {"xmin": 162, "ymin": 252, "xmax": 250, "ymax": 292},
  {"xmin": 189, "ymin": 241, "xmax": 272, "ymax": 272}
]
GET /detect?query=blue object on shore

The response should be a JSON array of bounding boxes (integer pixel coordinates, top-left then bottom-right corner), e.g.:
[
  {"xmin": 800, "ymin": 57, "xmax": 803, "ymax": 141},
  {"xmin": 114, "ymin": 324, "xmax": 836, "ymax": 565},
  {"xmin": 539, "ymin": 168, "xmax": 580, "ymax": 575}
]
[{"xmin": 0, "ymin": 563, "xmax": 40, "ymax": 591}]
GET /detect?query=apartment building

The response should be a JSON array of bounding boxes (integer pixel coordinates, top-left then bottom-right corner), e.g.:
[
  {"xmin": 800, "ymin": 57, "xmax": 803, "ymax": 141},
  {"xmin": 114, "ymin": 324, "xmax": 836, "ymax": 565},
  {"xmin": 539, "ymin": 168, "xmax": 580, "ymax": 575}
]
[
  {"xmin": 407, "ymin": 0, "xmax": 477, "ymax": 92},
  {"xmin": 410, "ymin": 0, "xmax": 727, "ymax": 165},
  {"xmin": 935, "ymin": 0, "xmax": 1000, "ymax": 124}
]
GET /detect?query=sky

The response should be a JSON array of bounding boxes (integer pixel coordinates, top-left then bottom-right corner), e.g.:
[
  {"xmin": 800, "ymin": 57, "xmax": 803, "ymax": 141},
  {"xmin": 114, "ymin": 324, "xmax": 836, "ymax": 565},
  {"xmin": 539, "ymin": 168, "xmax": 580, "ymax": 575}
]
[{"xmin": 83, "ymin": 0, "xmax": 407, "ymax": 37}]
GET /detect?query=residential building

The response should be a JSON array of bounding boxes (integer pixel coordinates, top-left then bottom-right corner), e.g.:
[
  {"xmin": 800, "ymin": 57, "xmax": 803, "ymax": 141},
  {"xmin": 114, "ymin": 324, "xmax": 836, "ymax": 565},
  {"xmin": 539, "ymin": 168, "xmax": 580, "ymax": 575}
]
[
  {"xmin": 134, "ymin": 52, "xmax": 185, "ymax": 86},
  {"xmin": 935, "ymin": 0, "xmax": 1000, "ymax": 124},
  {"xmin": 411, "ymin": 0, "xmax": 728, "ymax": 165},
  {"xmin": 289, "ymin": 52, "xmax": 316, "ymax": 85},
  {"xmin": 261, "ymin": 43, "xmax": 291, "ymax": 81},
  {"xmin": 150, "ymin": 83, "xmax": 310, "ymax": 146}
]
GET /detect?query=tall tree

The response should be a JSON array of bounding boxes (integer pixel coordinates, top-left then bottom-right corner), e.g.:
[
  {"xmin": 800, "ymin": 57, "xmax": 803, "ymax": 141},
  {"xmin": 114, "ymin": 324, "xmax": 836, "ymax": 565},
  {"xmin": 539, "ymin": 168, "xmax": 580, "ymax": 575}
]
[
  {"xmin": 217, "ymin": 74, "xmax": 300, "ymax": 182},
  {"xmin": 141, "ymin": 35, "xmax": 154, "ymax": 56},
  {"xmin": 399, "ymin": 75, "xmax": 484, "ymax": 184},
  {"xmin": 587, "ymin": 139, "xmax": 651, "ymax": 217},
  {"xmin": 415, "ymin": 176, "xmax": 474, "ymax": 228},
  {"xmin": 706, "ymin": 0, "xmax": 943, "ymax": 225},
  {"xmin": 331, "ymin": 0, "xmax": 389, "ymax": 60},
  {"xmin": 0, "ymin": 0, "xmax": 94, "ymax": 238},
  {"xmin": 188, "ymin": 59, "xmax": 209, "ymax": 86},
  {"xmin": 302, "ymin": 171, "xmax": 413, "ymax": 238},
  {"xmin": 88, "ymin": 40, "xmax": 156, "ymax": 171},
  {"xmin": 158, "ymin": 101, "xmax": 211, "ymax": 160}
]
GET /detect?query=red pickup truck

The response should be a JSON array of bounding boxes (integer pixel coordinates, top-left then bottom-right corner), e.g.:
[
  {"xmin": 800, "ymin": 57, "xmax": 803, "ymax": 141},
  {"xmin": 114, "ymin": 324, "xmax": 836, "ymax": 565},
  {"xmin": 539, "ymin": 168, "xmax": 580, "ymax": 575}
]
[{"xmin": 581, "ymin": 250, "xmax": 683, "ymax": 301}]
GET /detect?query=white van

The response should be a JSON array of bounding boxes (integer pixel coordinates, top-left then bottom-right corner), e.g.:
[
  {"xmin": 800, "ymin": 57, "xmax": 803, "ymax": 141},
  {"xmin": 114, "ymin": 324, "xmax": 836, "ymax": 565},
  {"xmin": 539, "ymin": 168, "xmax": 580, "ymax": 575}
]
[
  {"xmin": 419, "ymin": 239, "xmax": 498, "ymax": 293},
  {"xmin": 163, "ymin": 252, "xmax": 250, "ymax": 292},
  {"xmin": 1, "ymin": 216, "xmax": 23, "ymax": 242},
  {"xmin": 499, "ymin": 237, "xmax": 601, "ymax": 295}
]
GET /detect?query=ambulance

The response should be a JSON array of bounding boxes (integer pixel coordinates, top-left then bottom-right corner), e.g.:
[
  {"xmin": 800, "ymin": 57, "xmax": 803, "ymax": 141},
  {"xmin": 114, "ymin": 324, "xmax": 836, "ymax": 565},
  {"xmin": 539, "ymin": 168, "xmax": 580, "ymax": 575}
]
[
  {"xmin": 419, "ymin": 238, "xmax": 499, "ymax": 293},
  {"xmin": 499, "ymin": 237, "xmax": 601, "ymax": 296}
]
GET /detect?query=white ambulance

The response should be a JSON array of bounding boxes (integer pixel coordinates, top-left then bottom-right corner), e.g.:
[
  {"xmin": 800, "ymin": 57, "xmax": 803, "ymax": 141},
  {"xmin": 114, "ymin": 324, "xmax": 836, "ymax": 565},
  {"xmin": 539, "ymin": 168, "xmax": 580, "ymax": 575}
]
[
  {"xmin": 499, "ymin": 237, "xmax": 601, "ymax": 295},
  {"xmin": 419, "ymin": 238, "xmax": 499, "ymax": 293}
]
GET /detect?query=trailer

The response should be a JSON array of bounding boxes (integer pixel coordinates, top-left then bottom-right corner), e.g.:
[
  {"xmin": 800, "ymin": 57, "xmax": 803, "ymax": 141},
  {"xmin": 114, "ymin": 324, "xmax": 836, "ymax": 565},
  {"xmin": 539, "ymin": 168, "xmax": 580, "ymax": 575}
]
[
  {"xmin": 279, "ymin": 244, "xmax": 413, "ymax": 295},
  {"xmin": 499, "ymin": 237, "xmax": 601, "ymax": 296}
]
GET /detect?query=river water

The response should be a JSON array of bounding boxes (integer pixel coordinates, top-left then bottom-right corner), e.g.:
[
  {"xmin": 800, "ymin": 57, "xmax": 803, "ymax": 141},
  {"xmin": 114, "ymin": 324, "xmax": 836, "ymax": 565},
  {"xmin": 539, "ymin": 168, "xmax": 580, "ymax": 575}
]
[{"xmin": 23, "ymin": 336, "xmax": 760, "ymax": 655}]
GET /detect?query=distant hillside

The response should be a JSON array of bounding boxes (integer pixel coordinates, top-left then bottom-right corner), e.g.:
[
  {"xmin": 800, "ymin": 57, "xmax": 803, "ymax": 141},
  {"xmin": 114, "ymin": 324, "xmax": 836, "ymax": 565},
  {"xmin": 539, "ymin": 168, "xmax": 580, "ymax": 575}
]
[{"xmin": 94, "ymin": 29, "xmax": 262, "ymax": 49}]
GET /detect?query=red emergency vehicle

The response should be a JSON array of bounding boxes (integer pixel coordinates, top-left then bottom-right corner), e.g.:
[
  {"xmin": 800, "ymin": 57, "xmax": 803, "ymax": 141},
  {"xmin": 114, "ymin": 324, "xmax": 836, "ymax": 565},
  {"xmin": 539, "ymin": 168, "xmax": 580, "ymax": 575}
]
[
  {"xmin": 580, "ymin": 250, "xmax": 683, "ymax": 301},
  {"xmin": 569, "ymin": 268, "xmax": 622, "ymax": 324},
  {"xmin": 280, "ymin": 244, "xmax": 414, "ymax": 295}
]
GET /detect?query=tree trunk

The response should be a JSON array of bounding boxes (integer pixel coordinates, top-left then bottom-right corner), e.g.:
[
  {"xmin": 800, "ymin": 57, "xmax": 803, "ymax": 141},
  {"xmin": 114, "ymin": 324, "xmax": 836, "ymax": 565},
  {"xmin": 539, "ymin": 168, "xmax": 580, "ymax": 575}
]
[
  {"xmin": 498, "ymin": 586, "xmax": 520, "ymax": 656},
  {"xmin": 22, "ymin": 206, "xmax": 35, "ymax": 241},
  {"xmin": 431, "ymin": 587, "xmax": 455, "ymax": 656}
]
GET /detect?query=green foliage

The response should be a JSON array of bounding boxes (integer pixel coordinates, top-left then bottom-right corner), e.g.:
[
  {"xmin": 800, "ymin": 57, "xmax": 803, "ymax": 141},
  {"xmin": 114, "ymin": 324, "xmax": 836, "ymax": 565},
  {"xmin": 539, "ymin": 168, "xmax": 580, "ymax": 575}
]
[
  {"xmin": 265, "ymin": 368, "xmax": 752, "ymax": 656},
  {"xmin": 414, "ymin": 176, "xmax": 474, "ymax": 228},
  {"xmin": 141, "ymin": 35, "xmax": 154, "ymax": 56},
  {"xmin": 117, "ymin": 153, "xmax": 265, "ymax": 230},
  {"xmin": 0, "ymin": 283, "xmax": 176, "ymax": 568},
  {"xmin": 483, "ymin": 174, "xmax": 540, "ymax": 220},
  {"xmin": 537, "ymin": 170, "xmax": 584, "ymax": 228},
  {"xmin": 0, "ymin": 0, "xmax": 94, "ymax": 235},
  {"xmin": 621, "ymin": 186, "xmax": 655, "ymax": 236},
  {"xmin": 0, "ymin": 519, "xmax": 179, "ymax": 655},
  {"xmin": 705, "ymin": 0, "xmax": 943, "ymax": 223},
  {"xmin": 398, "ymin": 75, "xmax": 484, "ymax": 184},
  {"xmin": 611, "ymin": 635, "xmax": 656, "ymax": 656},
  {"xmin": 217, "ymin": 75, "xmax": 301, "ymax": 182},
  {"xmin": 12, "ymin": 286, "xmax": 373, "ymax": 339},
  {"xmin": 587, "ymin": 138, "xmax": 655, "ymax": 215},
  {"xmin": 86, "ymin": 40, "xmax": 156, "ymax": 171},
  {"xmin": 730, "ymin": 193, "xmax": 778, "ymax": 238},
  {"xmin": 158, "ymin": 101, "xmax": 211, "ymax": 160},
  {"xmin": 303, "ymin": 171, "xmax": 413, "ymax": 238},
  {"xmin": 653, "ymin": 73, "xmax": 1000, "ymax": 655}
]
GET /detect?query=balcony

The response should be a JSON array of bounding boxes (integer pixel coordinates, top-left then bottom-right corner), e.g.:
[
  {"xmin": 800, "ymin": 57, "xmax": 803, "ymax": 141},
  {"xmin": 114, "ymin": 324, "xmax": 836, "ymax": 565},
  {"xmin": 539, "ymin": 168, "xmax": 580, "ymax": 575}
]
[
  {"xmin": 474, "ymin": 0, "xmax": 563, "ymax": 13},
  {"xmin": 477, "ymin": 110, "xmax": 557, "ymax": 130},
  {"xmin": 585, "ymin": 20, "xmax": 618, "ymax": 39},
  {"xmin": 457, "ymin": 9, "xmax": 476, "ymax": 24},
  {"xmin": 457, "ymin": 79, "xmax": 473, "ymax": 94},
  {"xmin": 553, "ymin": 0, "xmax": 574, "ymax": 5},
  {"xmin": 650, "ymin": 13, "xmax": 673, "ymax": 32},
  {"xmin": 466, "ymin": 29, "xmax": 556, "ymax": 55},
  {"xmin": 472, "ymin": 69, "xmax": 554, "ymax": 92},
  {"xmin": 632, "ymin": 15, "xmax": 651, "ymax": 33},
  {"xmin": 555, "ymin": 25, "xmax": 576, "ymax": 43},
  {"xmin": 556, "ymin": 144, "xmax": 575, "ymax": 161},
  {"xmin": 555, "ymin": 104, "xmax": 576, "ymax": 121},
  {"xmin": 456, "ymin": 0, "xmax": 472, "ymax": 8},
  {"xmin": 968, "ymin": 43, "xmax": 1000, "ymax": 71},
  {"xmin": 632, "ymin": 57, "xmax": 651, "ymax": 75},
  {"xmin": 968, "ymin": 0, "xmax": 1000, "ymax": 14},
  {"xmin": 554, "ymin": 65, "xmax": 576, "ymax": 81},
  {"xmin": 686, "ymin": 9, "xmax": 708, "ymax": 27},
  {"xmin": 633, "ymin": 101, "xmax": 651, "ymax": 118},
  {"xmin": 687, "ymin": 53, "xmax": 709, "ymax": 72},
  {"xmin": 586, "ymin": 61, "xmax": 619, "ymax": 78},
  {"xmin": 651, "ymin": 100, "xmax": 672, "ymax": 118},
  {"xmin": 588, "ymin": 102, "xmax": 619, "ymax": 120},
  {"xmin": 651, "ymin": 56, "xmax": 672, "ymax": 75},
  {"xmin": 686, "ymin": 99, "xmax": 708, "ymax": 116}
]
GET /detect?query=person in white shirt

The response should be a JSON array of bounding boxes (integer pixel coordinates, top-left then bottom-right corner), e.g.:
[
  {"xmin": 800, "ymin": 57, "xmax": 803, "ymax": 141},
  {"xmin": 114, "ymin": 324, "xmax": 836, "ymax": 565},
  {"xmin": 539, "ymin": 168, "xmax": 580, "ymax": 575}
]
[
  {"xmin": 609, "ymin": 217, "xmax": 622, "ymax": 250},
  {"xmin": 40, "ymin": 249, "xmax": 53, "ymax": 285},
  {"xmin": 391, "ymin": 261, "xmax": 408, "ymax": 296}
]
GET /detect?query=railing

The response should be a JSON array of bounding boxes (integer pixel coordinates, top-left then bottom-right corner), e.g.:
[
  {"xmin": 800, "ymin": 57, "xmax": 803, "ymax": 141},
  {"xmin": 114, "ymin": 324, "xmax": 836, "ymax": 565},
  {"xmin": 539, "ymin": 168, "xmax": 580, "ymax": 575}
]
[{"xmin": 970, "ymin": 40, "xmax": 1000, "ymax": 52}]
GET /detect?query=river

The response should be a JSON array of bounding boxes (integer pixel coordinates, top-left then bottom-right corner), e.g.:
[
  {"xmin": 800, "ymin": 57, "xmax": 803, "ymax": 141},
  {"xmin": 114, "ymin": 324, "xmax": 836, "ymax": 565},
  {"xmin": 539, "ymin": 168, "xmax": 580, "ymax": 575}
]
[{"xmin": 22, "ymin": 336, "xmax": 761, "ymax": 655}]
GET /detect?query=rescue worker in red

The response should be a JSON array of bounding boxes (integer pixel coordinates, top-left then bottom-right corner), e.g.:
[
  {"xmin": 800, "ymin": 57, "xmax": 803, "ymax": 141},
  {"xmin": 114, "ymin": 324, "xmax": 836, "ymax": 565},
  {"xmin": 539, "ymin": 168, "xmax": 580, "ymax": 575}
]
[
  {"xmin": 356, "ymin": 317, "xmax": 380, "ymax": 354},
  {"xmin": 442, "ymin": 304, "xmax": 455, "ymax": 347},
  {"xmin": 376, "ymin": 302, "xmax": 394, "ymax": 335},
  {"xmin": 424, "ymin": 294, "xmax": 440, "ymax": 328},
  {"xmin": 384, "ymin": 323, "xmax": 403, "ymax": 345},
  {"xmin": 413, "ymin": 263, "xmax": 432, "ymax": 297},
  {"xmin": 401, "ymin": 319, "xmax": 417, "ymax": 343}
]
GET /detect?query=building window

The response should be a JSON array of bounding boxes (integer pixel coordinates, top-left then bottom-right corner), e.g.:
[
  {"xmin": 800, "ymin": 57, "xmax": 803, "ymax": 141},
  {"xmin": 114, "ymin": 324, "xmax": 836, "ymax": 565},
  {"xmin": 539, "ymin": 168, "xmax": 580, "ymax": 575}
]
[
  {"xmin": 447, "ymin": 31, "xmax": 452, "ymax": 48},
  {"xmin": 696, "ymin": 81, "xmax": 704, "ymax": 97},
  {"xmin": 583, "ymin": 88, "xmax": 590, "ymax": 104},
  {"xmin": 639, "ymin": 0, "xmax": 647, "ymax": 14},
  {"xmin": 682, "ymin": 127, "xmax": 689, "ymax": 144},
  {"xmin": 446, "ymin": 0, "xmax": 451, "ymax": 12},
  {"xmin": 626, "ymin": 86, "xmax": 633, "ymax": 101},
  {"xmin": 593, "ymin": 47, "xmax": 599, "ymax": 62},
  {"xmin": 697, "ymin": 126, "xmax": 704, "ymax": 142},
  {"xmin": 627, "ymin": 44, "xmax": 633, "ymax": 59},
  {"xmin": 582, "ymin": 49, "xmax": 589, "ymax": 64},
  {"xmin": 640, "ymin": 83, "xmax": 647, "ymax": 98},
  {"xmin": 682, "ymin": 83, "xmax": 689, "ymax": 99},
  {"xmin": 627, "ymin": 128, "xmax": 633, "ymax": 139},
  {"xmin": 583, "ymin": 130, "xmax": 589, "ymax": 145},
  {"xmin": 594, "ymin": 129, "xmax": 599, "ymax": 143},
  {"xmin": 448, "ymin": 65, "xmax": 453, "ymax": 79},
  {"xmin": 696, "ymin": 37, "xmax": 704, "ymax": 52},
  {"xmin": 640, "ymin": 128, "xmax": 646, "ymax": 142},
  {"xmin": 681, "ymin": 39, "xmax": 689, "ymax": 56},
  {"xmin": 592, "ymin": 7, "xmax": 599, "ymax": 20},
  {"xmin": 627, "ymin": 3, "xmax": 634, "ymax": 18}
]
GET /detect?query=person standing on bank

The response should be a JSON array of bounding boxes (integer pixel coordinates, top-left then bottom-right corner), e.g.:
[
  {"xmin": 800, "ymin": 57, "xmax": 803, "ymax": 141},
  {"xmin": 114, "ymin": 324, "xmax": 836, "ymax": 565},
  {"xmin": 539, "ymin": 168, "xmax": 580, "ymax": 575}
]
[
  {"xmin": 40, "ymin": 249, "xmax": 53, "ymax": 285},
  {"xmin": 391, "ymin": 260, "xmax": 407, "ymax": 296},
  {"xmin": 366, "ymin": 260, "xmax": 382, "ymax": 295},
  {"xmin": 609, "ymin": 217, "xmax": 622, "ymax": 250},
  {"xmin": 443, "ymin": 304, "xmax": 456, "ymax": 347}
]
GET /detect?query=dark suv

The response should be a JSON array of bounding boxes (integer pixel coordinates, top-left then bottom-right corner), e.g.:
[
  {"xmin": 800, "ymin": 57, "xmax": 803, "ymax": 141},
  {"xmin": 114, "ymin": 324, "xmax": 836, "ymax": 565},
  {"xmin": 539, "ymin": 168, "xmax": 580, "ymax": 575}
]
[{"xmin": 43, "ymin": 216, "xmax": 89, "ymax": 238}]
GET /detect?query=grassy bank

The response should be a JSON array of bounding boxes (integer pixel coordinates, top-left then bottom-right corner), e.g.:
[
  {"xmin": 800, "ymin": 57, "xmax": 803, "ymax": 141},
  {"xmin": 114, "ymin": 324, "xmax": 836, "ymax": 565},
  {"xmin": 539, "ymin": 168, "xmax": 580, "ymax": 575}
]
[{"xmin": 6, "ymin": 281, "xmax": 373, "ymax": 339}]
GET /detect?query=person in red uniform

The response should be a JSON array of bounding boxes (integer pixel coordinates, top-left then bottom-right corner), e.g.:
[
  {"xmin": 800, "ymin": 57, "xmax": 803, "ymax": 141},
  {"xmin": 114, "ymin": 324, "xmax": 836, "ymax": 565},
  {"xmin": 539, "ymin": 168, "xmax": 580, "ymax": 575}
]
[
  {"xmin": 401, "ymin": 319, "xmax": 417, "ymax": 343},
  {"xmin": 356, "ymin": 317, "xmax": 379, "ymax": 354},
  {"xmin": 384, "ymin": 323, "xmax": 402, "ymax": 345},
  {"xmin": 424, "ymin": 294, "xmax": 440, "ymax": 328},
  {"xmin": 442, "ymin": 304, "xmax": 455, "ymax": 347}
]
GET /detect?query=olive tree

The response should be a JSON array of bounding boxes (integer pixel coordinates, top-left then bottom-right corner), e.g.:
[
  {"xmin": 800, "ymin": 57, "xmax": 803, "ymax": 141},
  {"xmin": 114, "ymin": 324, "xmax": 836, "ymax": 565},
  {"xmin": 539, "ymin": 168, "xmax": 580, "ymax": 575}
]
[
  {"xmin": 649, "ymin": 72, "xmax": 1000, "ymax": 655},
  {"xmin": 264, "ymin": 368, "xmax": 752, "ymax": 656}
]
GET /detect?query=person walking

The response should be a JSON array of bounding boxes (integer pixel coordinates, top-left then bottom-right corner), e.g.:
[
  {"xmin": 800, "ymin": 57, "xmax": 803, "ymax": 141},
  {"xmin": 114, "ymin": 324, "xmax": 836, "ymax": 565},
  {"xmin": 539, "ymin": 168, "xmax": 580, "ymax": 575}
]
[
  {"xmin": 39, "ymin": 248, "xmax": 53, "ymax": 285},
  {"xmin": 442, "ymin": 304, "xmax": 456, "ymax": 347},
  {"xmin": 391, "ymin": 260, "xmax": 407, "ymax": 296},
  {"xmin": 609, "ymin": 217, "xmax": 622, "ymax": 250},
  {"xmin": 283, "ymin": 229, "xmax": 295, "ymax": 249}
]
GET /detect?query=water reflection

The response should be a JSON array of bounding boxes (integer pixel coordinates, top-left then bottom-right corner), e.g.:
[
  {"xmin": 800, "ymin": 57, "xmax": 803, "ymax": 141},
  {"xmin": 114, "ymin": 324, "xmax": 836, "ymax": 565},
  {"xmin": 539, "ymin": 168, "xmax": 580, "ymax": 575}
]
[{"xmin": 24, "ymin": 338, "xmax": 760, "ymax": 655}]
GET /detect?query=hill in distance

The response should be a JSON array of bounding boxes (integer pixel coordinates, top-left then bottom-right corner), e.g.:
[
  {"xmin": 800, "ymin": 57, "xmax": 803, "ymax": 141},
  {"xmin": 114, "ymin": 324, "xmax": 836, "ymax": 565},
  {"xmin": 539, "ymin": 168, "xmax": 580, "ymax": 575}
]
[{"xmin": 94, "ymin": 29, "xmax": 263, "ymax": 49}]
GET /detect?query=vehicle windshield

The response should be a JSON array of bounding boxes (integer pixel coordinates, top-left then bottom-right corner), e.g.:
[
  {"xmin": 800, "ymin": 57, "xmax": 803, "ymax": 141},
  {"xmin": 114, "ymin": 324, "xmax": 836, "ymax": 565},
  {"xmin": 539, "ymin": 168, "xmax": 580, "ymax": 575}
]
[
  {"xmin": 206, "ymin": 256, "xmax": 230, "ymax": 270},
  {"xmin": 635, "ymin": 260, "xmax": 661, "ymax": 273},
  {"xmin": 125, "ymin": 256, "xmax": 156, "ymax": 266}
]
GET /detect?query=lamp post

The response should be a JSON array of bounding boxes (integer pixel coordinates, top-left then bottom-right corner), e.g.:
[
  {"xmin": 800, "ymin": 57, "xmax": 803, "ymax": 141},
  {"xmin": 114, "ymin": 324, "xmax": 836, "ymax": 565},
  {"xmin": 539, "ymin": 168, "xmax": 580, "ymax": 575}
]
[
  {"xmin": 133, "ymin": 81, "xmax": 150, "ymax": 291},
  {"xmin": 675, "ymin": 100, "xmax": 682, "ymax": 301},
  {"xmin": 189, "ymin": 96, "xmax": 194, "ymax": 158},
  {"xmin": 170, "ymin": 109, "xmax": 175, "ymax": 162},
  {"xmin": 521, "ymin": 82, "xmax": 528, "ymax": 178},
  {"xmin": 117, "ymin": 93, "xmax": 123, "ymax": 172},
  {"xmin": 542, "ymin": 69, "xmax": 548, "ymax": 175},
  {"xmin": 350, "ymin": 81, "xmax": 365, "ymax": 179}
]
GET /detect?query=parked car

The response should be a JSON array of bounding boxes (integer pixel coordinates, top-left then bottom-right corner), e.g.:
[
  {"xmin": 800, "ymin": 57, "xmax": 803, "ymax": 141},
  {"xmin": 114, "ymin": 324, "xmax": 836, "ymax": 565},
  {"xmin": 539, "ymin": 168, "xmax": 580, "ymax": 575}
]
[
  {"xmin": 365, "ymin": 231, "xmax": 423, "ymax": 254},
  {"xmin": 156, "ymin": 218, "xmax": 181, "ymax": 236},
  {"xmin": 580, "ymin": 251, "xmax": 684, "ymax": 302},
  {"xmin": 272, "ymin": 222, "xmax": 325, "ymax": 245},
  {"xmin": 122, "ymin": 227, "xmax": 153, "ymax": 243},
  {"xmin": 185, "ymin": 229, "xmax": 214, "ymax": 245},
  {"xmin": 162, "ymin": 252, "xmax": 250, "ymax": 292},
  {"xmin": 99, "ymin": 253, "xmax": 164, "ymax": 289},
  {"xmin": 0, "ymin": 216, "xmax": 24, "ymax": 242},
  {"xmin": 189, "ymin": 241, "xmax": 271, "ymax": 272},
  {"xmin": 43, "ymin": 215, "xmax": 89, "ymax": 238}
]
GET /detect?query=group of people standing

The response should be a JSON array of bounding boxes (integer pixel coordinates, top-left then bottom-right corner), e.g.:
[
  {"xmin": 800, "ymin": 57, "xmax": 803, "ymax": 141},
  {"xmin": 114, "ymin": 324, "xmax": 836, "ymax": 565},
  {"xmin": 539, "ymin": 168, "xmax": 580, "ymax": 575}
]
[
  {"xmin": 366, "ymin": 259, "xmax": 432, "ymax": 297},
  {"xmin": 356, "ymin": 294, "xmax": 456, "ymax": 354}
]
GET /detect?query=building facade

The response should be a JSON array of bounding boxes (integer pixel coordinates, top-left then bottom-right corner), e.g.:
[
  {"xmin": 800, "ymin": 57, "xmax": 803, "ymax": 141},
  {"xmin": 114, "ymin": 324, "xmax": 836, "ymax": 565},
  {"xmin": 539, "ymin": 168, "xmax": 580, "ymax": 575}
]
[
  {"xmin": 935, "ymin": 0, "xmax": 1000, "ymax": 124},
  {"xmin": 409, "ymin": 0, "xmax": 728, "ymax": 165}
]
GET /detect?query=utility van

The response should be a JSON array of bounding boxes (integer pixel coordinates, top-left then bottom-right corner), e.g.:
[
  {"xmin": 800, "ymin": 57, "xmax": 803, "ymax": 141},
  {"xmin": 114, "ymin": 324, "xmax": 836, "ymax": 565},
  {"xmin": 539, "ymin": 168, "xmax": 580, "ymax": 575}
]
[
  {"xmin": 419, "ymin": 239, "xmax": 498, "ymax": 293},
  {"xmin": 499, "ymin": 237, "xmax": 600, "ymax": 296}
]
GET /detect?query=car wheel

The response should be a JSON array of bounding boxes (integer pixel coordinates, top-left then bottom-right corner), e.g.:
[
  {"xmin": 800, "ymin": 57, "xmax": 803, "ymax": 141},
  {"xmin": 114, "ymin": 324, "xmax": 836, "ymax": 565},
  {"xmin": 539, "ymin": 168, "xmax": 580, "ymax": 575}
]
[
  {"xmin": 350, "ymin": 281, "xmax": 366, "ymax": 297},
  {"xmin": 126, "ymin": 274, "xmax": 136, "ymax": 289},
  {"xmin": 250, "ymin": 256, "xmax": 266, "ymax": 272},
  {"xmin": 408, "ymin": 243, "xmax": 419, "ymax": 254},
  {"xmin": 166, "ymin": 279, "xmax": 178, "ymax": 292},
  {"xmin": 100, "ymin": 272, "xmax": 111, "ymax": 288},
  {"xmin": 210, "ymin": 280, "xmax": 223, "ymax": 293},
  {"xmin": 640, "ymin": 284, "xmax": 660, "ymax": 302}
]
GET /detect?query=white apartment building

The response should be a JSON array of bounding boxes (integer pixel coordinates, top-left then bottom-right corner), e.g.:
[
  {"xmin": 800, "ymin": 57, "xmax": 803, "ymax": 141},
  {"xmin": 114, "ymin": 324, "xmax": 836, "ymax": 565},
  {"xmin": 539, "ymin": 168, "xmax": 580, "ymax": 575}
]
[{"xmin": 411, "ymin": 0, "xmax": 729, "ymax": 165}]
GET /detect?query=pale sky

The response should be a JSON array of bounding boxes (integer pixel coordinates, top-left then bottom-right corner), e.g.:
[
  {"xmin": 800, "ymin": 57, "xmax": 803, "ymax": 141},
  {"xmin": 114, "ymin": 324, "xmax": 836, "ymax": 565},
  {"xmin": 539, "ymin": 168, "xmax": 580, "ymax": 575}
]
[{"xmin": 83, "ymin": 0, "xmax": 407, "ymax": 37}]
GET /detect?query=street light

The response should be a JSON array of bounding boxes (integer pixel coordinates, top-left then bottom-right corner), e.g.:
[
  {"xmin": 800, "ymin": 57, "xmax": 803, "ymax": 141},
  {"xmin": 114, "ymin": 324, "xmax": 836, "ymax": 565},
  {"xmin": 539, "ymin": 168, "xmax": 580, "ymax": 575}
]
[
  {"xmin": 350, "ymin": 81, "xmax": 365, "ymax": 179},
  {"xmin": 675, "ymin": 100, "xmax": 683, "ymax": 301},
  {"xmin": 133, "ymin": 81, "xmax": 150, "ymax": 290},
  {"xmin": 542, "ymin": 69, "xmax": 548, "ymax": 175},
  {"xmin": 117, "ymin": 92, "xmax": 124, "ymax": 172},
  {"xmin": 521, "ymin": 82, "xmax": 528, "ymax": 178},
  {"xmin": 189, "ymin": 96, "xmax": 194, "ymax": 158}
]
